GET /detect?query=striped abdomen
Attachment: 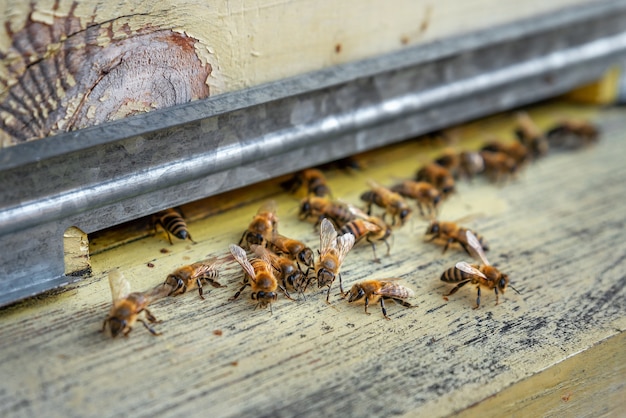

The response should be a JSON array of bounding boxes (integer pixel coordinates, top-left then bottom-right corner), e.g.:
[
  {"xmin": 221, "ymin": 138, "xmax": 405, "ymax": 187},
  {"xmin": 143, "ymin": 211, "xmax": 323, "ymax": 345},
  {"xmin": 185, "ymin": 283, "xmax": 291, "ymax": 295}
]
[
  {"xmin": 440, "ymin": 265, "xmax": 477, "ymax": 283},
  {"xmin": 156, "ymin": 208, "xmax": 193, "ymax": 243}
]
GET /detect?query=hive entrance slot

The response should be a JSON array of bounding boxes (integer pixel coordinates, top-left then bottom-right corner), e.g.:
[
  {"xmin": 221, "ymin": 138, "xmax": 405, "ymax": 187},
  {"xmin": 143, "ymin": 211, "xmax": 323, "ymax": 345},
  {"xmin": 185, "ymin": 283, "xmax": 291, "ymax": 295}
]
[{"xmin": 63, "ymin": 226, "xmax": 91, "ymax": 276}]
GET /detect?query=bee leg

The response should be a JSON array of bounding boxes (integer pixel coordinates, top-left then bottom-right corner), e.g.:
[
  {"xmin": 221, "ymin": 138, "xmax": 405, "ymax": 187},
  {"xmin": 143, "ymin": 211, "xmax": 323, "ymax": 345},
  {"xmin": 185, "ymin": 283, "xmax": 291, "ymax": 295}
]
[
  {"xmin": 325, "ymin": 286, "xmax": 332, "ymax": 304},
  {"xmin": 364, "ymin": 296, "xmax": 371, "ymax": 315},
  {"xmin": 366, "ymin": 238, "xmax": 380, "ymax": 263},
  {"xmin": 460, "ymin": 242, "xmax": 472, "ymax": 257},
  {"xmin": 101, "ymin": 318, "xmax": 109, "ymax": 333},
  {"xmin": 229, "ymin": 283, "xmax": 249, "ymax": 301},
  {"xmin": 196, "ymin": 278, "xmax": 206, "ymax": 300},
  {"xmin": 338, "ymin": 273, "xmax": 345, "ymax": 295},
  {"xmin": 379, "ymin": 298, "xmax": 390, "ymax": 320},
  {"xmin": 417, "ymin": 202, "xmax": 425, "ymax": 217},
  {"xmin": 392, "ymin": 298, "xmax": 414, "ymax": 309},
  {"xmin": 444, "ymin": 280, "xmax": 471, "ymax": 298},
  {"xmin": 187, "ymin": 233, "xmax": 197, "ymax": 245},
  {"xmin": 280, "ymin": 285, "xmax": 295, "ymax": 301},
  {"xmin": 494, "ymin": 287, "xmax": 500, "ymax": 305},
  {"xmin": 143, "ymin": 308, "xmax": 160, "ymax": 323},
  {"xmin": 442, "ymin": 238, "xmax": 454, "ymax": 254},
  {"xmin": 238, "ymin": 230, "xmax": 248, "ymax": 247},
  {"xmin": 138, "ymin": 319, "xmax": 162, "ymax": 336},
  {"xmin": 473, "ymin": 286, "xmax": 482, "ymax": 309},
  {"xmin": 383, "ymin": 238, "xmax": 391, "ymax": 257}
]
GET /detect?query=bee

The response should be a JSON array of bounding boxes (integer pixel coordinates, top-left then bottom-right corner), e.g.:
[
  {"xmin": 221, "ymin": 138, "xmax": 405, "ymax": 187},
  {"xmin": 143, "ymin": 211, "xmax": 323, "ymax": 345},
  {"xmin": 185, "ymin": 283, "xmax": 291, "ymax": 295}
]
[
  {"xmin": 514, "ymin": 111, "xmax": 549, "ymax": 158},
  {"xmin": 267, "ymin": 233, "xmax": 314, "ymax": 270},
  {"xmin": 360, "ymin": 180, "xmax": 412, "ymax": 226},
  {"xmin": 238, "ymin": 200, "xmax": 279, "ymax": 248},
  {"xmin": 345, "ymin": 278, "xmax": 415, "ymax": 319},
  {"xmin": 102, "ymin": 270, "xmax": 161, "ymax": 338},
  {"xmin": 153, "ymin": 208, "xmax": 196, "ymax": 245},
  {"xmin": 434, "ymin": 150, "xmax": 485, "ymax": 180},
  {"xmin": 340, "ymin": 218, "xmax": 391, "ymax": 263},
  {"xmin": 229, "ymin": 244, "xmax": 288, "ymax": 312},
  {"xmin": 415, "ymin": 163, "xmax": 456, "ymax": 197},
  {"xmin": 478, "ymin": 150, "xmax": 518, "ymax": 182},
  {"xmin": 252, "ymin": 245, "xmax": 307, "ymax": 295},
  {"xmin": 298, "ymin": 196, "xmax": 357, "ymax": 229},
  {"xmin": 481, "ymin": 140, "xmax": 529, "ymax": 167},
  {"xmin": 425, "ymin": 220, "xmax": 489, "ymax": 255},
  {"xmin": 163, "ymin": 262, "xmax": 225, "ymax": 300},
  {"xmin": 441, "ymin": 230, "xmax": 519, "ymax": 308},
  {"xmin": 391, "ymin": 180, "xmax": 442, "ymax": 216},
  {"xmin": 315, "ymin": 218, "xmax": 356, "ymax": 303},
  {"xmin": 545, "ymin": 119, "xmax": 600, "ymax": 150},
  {"xmin": 284, "ymin": 168, "xmax": 332, "ymax": 197}
]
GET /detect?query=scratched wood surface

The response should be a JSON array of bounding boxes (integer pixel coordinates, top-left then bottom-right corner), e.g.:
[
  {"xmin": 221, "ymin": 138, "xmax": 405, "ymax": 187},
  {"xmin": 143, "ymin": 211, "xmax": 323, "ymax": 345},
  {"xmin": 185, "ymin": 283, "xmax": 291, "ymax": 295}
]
[{"xmin": 0, "ymin": 101, "xmax": 625, "ymax": 418}]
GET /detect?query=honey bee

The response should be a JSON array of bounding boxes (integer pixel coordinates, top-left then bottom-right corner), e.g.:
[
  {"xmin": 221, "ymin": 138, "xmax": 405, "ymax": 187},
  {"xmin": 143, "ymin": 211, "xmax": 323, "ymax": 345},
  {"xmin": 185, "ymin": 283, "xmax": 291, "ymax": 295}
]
[
  {"xmin": 478, "ymin": 150, "xmax": 518, "ymax": 182},
  {"xmin": 267, "ymin": 233, "xmax": 315, "ymax": 270},
  {"xmin": 164, "ymin": 262, "xmax": 225, "ymax": 299},
  {"xmin": 153, "ymin": 208, "xmax": 196, "ymax": 245},
  {"xmin": 545, "ymin": 119, "xmax": 600, "ymax": 150},
  {"xmin": 252, "ymin": 245, "xmax": 307, "ymax": 295},
  {"xmin": 360, "ymin": 180, "xmax": 412, "ymax": 226},
  {"xmin": 315, "ymin": 218, "xmax": 356, "ymax": 303},
  {"xmin": 284, "ymin": 168, "xmax": 332, "ymax": 197},
  {"xmin": 229, "ymin": 244, "xmax": 288, "ymax": 312},
  {"xmin": 441, "ymin": 230, "xmax": 519, "ymax": 308},
  {"xmin": 481, "ymin": 140, "xmax": 529, "ymax": 167},
  {"xmin": 239, "ymin": 200, "xmax": 279, "ymax": 248},
  {"xmin": 415, "ymin": 163, "xmax": 456, "ymax": 197},
  {"xmin": 514, "ymin": 111, "xmax": 549, "ymax": 158},
  {"xmin": 102, "ymin": 270, "xmax": 161, "ymax": 338},
  {"xmin": 434, "ymin": 150, "xmax": 485, "ymax": 180},
  {"xmin": 425, "ymin": 220, "xmax": 489, "ymax": 255},
  {"xmin": 298, "ymin": 196, "xmax": 357, "ymax": 228},
  {"xmin": 390, "ymin": 180, "xmax": 441, "ymax": 216},
  {"xmin": 345, "ymin": 278, "xmax": 415, "ymax": 319},
  {"xmin": 340, "ymin": 205, "xmax": 392, "ymax": 262}
]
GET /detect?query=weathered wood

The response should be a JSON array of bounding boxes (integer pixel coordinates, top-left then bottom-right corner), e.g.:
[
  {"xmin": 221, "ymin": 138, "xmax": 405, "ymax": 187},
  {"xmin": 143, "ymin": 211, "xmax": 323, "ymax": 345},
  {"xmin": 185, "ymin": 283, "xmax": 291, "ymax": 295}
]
[
  {"xmin": 0, "ymin": 0, "xmax": 592, "ymax": 145},
  {"xmin": 457, "ymin": 332, "xmax": 626, "ymax": 418},
  {"xmin": 0, "ymin": 101, "xmax": 624, "ymax": 417}
]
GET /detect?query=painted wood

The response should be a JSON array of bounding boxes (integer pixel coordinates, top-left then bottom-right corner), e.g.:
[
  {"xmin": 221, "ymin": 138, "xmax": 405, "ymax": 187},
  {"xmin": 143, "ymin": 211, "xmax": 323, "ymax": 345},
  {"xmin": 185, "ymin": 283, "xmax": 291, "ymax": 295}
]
[
  {"xmin": 0, "ymin": 0, "xmax": 592, "ymax": 145},
  {"xmin": 0, "ymin": 101, "xmax": 624, "ymax": 417}
]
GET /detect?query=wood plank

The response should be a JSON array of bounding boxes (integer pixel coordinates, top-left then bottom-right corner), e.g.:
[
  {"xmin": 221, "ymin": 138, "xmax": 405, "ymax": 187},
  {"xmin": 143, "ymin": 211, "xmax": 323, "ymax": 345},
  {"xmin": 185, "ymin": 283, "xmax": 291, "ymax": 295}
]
[
  {"xmin": 1, "ymin": 0, "xmax": 593, "ymax": 145},
  {"xmin": 457, "ymin": 332, "xmax": 626, "ymax": 418},
  {"xmin": 0, "ymin": 100, "xmax": 624, "ymax": 417}
]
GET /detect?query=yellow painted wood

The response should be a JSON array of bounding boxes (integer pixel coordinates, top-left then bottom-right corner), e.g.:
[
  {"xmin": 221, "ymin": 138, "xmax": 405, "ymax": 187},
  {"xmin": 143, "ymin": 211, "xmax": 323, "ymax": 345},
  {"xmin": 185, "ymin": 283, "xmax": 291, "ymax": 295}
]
[
  {"xmin": 0, "ymin": 101, "xmax": 624, "ymax": 417},
  {"xmin": 63, "ymin": 226, "xmax": 91, "ymax": 275},
  {"xmin": 564, "ymin": 66, "xmax": 622, "ymax": 104}
]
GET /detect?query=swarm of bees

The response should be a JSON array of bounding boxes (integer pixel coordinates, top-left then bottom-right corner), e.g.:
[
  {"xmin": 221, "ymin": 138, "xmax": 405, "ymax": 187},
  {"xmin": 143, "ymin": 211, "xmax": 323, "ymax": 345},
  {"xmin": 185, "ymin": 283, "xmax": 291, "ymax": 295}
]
[{"xmin": 101, "ymin": 113, "xmax": 598, "ymax": 337}]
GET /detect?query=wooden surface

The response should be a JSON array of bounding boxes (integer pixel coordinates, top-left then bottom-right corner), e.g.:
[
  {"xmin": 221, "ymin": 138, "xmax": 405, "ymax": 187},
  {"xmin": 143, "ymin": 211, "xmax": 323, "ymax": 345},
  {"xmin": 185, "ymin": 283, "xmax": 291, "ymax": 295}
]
[
  {"xmin": 0, "ymin": 101, "xmax": 625, "ymax": 417},
  {"xmin": 1, "ymin": 0, "xmax": 592, "ymax": 145}
]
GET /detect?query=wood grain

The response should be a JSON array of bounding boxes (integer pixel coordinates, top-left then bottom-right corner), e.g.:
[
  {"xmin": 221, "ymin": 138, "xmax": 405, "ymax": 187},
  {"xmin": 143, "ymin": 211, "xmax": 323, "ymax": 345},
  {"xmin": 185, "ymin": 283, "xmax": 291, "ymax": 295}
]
[
  {"xmin": 0, "ymin": 101, "xmax": 624, "ymax": 417},
  {"xmin": 1, "ymin": 0, "xmax": 592, "ymax": 146}
]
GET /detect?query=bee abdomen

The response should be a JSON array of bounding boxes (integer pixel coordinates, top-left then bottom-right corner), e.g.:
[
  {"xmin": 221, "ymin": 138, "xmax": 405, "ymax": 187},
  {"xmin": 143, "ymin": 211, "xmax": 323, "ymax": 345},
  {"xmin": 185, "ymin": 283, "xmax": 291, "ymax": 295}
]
[
  {"xmin": 160, "ymin": 211, "xmax": 190, "ymax": 239},
  {"xmin": 339, "ymin": 222, "xmax": 364, "ymax": 241},
  {"xmin": 440, "ymin": 267, "xmax": 470, "ymax": 283}
]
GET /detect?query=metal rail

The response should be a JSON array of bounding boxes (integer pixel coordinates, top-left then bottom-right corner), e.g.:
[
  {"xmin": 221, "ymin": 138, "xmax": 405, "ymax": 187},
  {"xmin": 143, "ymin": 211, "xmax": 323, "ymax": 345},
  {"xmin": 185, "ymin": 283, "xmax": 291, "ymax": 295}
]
[{"xmin": 1, "ymin": 0, "xmax": 626, "ymax": 306}]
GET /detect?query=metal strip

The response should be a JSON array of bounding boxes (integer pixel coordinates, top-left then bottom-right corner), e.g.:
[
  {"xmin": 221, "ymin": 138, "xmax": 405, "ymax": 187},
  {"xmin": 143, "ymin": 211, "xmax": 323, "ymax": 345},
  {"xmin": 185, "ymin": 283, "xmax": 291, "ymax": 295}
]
[{"xmin": 1, "ymin": 0, "xmax": 626, "ymax": 305}]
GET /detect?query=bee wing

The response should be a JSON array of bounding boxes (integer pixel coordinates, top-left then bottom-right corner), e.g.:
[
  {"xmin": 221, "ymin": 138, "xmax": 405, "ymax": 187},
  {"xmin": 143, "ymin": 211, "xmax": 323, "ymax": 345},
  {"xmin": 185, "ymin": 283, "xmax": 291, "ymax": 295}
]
[
  {"xmin": 335, "ymin": 232, "xmax": 355, "ymax": 264},
  {"xmin": 108, "ymin": 270, "xmax": 131, "ymax": 302},
  {"xmin": 361, "ymin": 220, "xmax": 382, "ymax": 233},
  {"xmin": 366, "ymin": 179, "xmax": 384, "ymax": 192},
  {"xmin": 251, "ymin": 244, "xmax": 275, "ymax": 264},
  {"xmin": 455, "ymin": 261, "xmax": 487, "ymax": 279},
  {"xmin": 229, "ymin": 244, "xmax": 256, "ymax": 279},
  {"xmin": 319, "ymin": 218, "xmax": 338, "ymax": 254},
  {"xmin": 378, "ymin": 280, "xmax": 415, "ymax": 298},
  {"xmin": 258, "ymin": 199, "xmax": 277, "ymax": 215},
  {"xmin": 342, "ymin": 201, "xmax": 370, "ymax": 219},
  {"xmin": 465, "ymin": 230, "xmax": 490, "ymax": 266}
]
